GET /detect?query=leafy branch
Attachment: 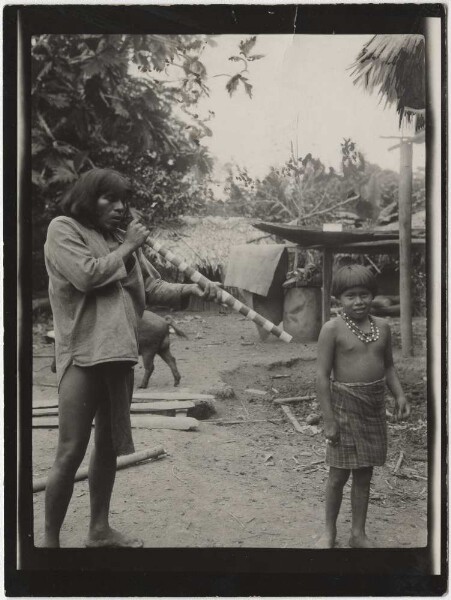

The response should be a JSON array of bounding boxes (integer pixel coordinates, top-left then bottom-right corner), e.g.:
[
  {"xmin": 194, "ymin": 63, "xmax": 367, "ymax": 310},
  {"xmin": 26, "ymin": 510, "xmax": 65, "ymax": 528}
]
[
  {"xmin": 298, "ymin": 193, "xmax": 360, "ymax": 222},
  {"xmin": 220, "ymin": 36, "xmax": 265, "ymax": 98}
]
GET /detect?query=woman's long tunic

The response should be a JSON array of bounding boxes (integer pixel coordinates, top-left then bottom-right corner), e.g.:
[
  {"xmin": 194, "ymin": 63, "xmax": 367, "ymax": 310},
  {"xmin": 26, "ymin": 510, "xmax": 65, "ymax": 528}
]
[{"xmin": 44, "ymin": 216, "xmax": 186, "ymax": 386}]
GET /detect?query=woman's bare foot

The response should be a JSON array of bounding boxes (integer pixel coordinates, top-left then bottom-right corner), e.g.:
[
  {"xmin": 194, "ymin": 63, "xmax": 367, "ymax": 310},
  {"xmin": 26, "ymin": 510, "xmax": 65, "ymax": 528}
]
[
  {"xmin": 85, "ymin": 527, "xmax": 144, "ymax": 548},
  {"xmin": 314, "ymin": 530, "xmax": 336, "ymax": 548},
  {"xmin": 349, "ymin": 533, "xmax": 375, "ymax": 548},
  {"xmin": 43, "ymin": 535, "xmax": 60, "ymax": 548}
]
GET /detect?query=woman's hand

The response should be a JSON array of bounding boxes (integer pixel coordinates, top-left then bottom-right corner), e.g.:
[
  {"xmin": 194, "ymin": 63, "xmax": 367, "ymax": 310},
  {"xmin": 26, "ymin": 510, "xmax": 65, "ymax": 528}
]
[
  {"xmin": 123, "ymin": 219, "xmax": 149, "ymax": 252},
  {"xmin": 185, "ymin": 282, "xmax": 223, "ymax": 303}
]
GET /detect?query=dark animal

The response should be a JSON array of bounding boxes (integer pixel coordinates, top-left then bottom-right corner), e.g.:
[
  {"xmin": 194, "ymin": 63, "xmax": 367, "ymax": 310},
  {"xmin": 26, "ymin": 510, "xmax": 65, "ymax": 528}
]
[
  {"xmin": 48, "ymin": 311, "xmax": 187, "ymax": 388},
  {"xmin": 138, "ymin": 311, "xmax": 187, "ymax": 388}
]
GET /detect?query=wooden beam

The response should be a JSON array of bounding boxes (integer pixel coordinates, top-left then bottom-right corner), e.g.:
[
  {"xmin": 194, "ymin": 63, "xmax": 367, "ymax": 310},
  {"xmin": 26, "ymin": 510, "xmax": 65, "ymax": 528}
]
[
  {"xmin": 382, "ymin": 130, "xmax": 425, "ymax": 151},
  {"xmin": 329, "ymin": 239, "xmax": 425, "ymax": 255},
  {"xmin": 33, "ymin": 415, "xmax": 199, "ymax": 431},
  {"xmin": 132, "ymin": 391, "xmax": 214, "ymax": 402},
  {"xmin": 33, "ymin": 446, "xmax": 165, "ymax": 492},
  {"xmin": 33, "ymin": 401, "xmax": 196, "ymax": 418},
  {"xmin": 399, "ymin": 141, "xmax": 414, "ymax": 356},
  {"xmin": 322, "ymin": 248, "xmax": 333, "ymax": 323}
]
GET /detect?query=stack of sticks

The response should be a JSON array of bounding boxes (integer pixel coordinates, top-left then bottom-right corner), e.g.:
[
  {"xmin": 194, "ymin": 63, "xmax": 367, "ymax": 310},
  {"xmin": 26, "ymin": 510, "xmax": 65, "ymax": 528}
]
[{"xmin": 32, "ymin": 390, "xmax": 216, "ymax": 432}]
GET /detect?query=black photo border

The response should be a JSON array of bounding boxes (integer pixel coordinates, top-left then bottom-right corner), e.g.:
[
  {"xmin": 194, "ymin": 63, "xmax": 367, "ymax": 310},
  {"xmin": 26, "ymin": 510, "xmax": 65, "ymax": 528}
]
[{"xmin": 4, "ymin": 3, "xmax": 448, "ymax": 596}]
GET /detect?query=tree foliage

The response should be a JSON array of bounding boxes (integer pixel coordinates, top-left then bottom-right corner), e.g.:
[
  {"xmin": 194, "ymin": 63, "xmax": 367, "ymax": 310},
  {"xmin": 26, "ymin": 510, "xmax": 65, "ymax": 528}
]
[
  {"xmin": 223, "ymin": 139, "xmax": 425, "ymax": 228},
  {"xmin": 32, "ymin": 35, "xmax": 213, "ymax": 193},
  {"xmin": 31, "ymin": 33, "xmax": 263, "ymax": 291},
  {"xmin": 32, "ymin": 34, "xmax": 264, "ymax": 197}
]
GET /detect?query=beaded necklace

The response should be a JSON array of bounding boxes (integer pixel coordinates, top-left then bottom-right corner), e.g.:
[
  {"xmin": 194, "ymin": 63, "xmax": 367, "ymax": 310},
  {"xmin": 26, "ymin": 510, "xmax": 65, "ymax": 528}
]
[{"xmin": 340, "ymin": 311, "xmax": 379, "ymax": 343}]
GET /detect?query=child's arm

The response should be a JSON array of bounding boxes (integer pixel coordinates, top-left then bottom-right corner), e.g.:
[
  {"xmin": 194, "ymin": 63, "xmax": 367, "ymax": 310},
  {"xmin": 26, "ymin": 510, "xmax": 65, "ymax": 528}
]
[
  {"xmin": 316, "ymin": 321, "xmax": 339, "ymax": 444},
  {"xmin": 383, "ymin": 322, "xmax": 410, "ymax": 421}
]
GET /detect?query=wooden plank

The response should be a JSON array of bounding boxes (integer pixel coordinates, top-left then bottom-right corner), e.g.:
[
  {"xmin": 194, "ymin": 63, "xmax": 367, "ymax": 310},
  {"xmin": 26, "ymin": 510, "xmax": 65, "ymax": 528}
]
[
  {"xmin": 33, "ymin": 417, "xmax": 61, "ymax": 428},
  {"xmin": 321, "ymin": 247, "xmax": 333, "ymax": 324},
  {"xmin": 399, "ymin": 140, "xmax": 414, "ymax": 356},
  {"xmin": 33, "ymin": 392, "xmax": 213, "ymax": 409},
  {"xmin": 32, "ymin": 401, "xmax": 58, "ymax": 409},
  {"xmin": 33, "ymin": 416, "xmax": 198, "ymax": 431},
  {"xmin": 205, "ymin": 419, "xmax": 284, "ymax": 425},
  {"xmin": 132, "ymin": 391, "xmax": 214, "ymax": 402},
  {"xmin": 31, "ymin": 391, "xmax": 202, "ymax": 411},
  {"xmin": 131, "ymin": 415, "xmax": 198, "ymax": 430},
  {"xmin": 32, "ymin": 401, "xmax": 196, "ymax": 418},
  {"xmin": 33, "ymin": 408, "xmax": 58, "ymax": 417},
  {"xmin": 33, "ymin": 382, "xmax": 58, "ymax": 388},
  {"xmin": 131, "ymin": 401, "xmax": 195, "ymax": 412},
  {"xmin": 33, "ymin": 446, "xmax": 165, "ymax": 492}
]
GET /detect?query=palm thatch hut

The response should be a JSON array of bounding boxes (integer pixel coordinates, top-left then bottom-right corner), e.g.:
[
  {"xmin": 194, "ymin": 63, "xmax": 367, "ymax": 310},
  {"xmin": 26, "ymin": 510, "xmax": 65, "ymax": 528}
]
[
  {"xmin": 350, "ymin": 34, "xmax": 425, "ymax": 133},
  {"xmin": 145, "ymin": 216, "xmax": 275, "ymax": 311}
]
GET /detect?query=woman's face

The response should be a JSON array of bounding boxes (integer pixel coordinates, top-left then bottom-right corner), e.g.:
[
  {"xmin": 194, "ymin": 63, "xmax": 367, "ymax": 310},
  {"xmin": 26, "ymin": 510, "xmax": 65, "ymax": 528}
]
[{"xmin": 96, "ymin": 196, "xmax": 125, "ymax": 231}]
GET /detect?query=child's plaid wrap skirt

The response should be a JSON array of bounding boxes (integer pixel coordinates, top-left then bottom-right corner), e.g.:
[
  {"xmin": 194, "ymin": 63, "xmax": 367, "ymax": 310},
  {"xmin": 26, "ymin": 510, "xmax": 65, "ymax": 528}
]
[{"xmin": 326, "ymin": 378, "xmax": 387, "ymax": 469}]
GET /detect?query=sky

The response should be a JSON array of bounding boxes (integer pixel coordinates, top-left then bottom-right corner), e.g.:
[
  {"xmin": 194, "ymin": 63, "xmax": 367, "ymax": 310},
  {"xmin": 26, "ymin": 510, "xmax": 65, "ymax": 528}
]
[{"xmin": 192, "ymin": 35, "xmax": 426, "ymax": 180}]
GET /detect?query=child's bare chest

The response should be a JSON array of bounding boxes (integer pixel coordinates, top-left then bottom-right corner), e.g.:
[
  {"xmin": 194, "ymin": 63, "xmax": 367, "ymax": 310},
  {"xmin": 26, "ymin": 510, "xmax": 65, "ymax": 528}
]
[{"xmin": 337, "ymin": 326, "xmax": 385, "ymax": 357}]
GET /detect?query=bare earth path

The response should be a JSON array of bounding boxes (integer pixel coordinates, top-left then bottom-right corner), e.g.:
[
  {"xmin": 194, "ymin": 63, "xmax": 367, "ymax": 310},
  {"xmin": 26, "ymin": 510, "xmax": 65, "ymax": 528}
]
[{"xmin": 32, "ymin": 311, "xmax": 427, "ymax": 548}]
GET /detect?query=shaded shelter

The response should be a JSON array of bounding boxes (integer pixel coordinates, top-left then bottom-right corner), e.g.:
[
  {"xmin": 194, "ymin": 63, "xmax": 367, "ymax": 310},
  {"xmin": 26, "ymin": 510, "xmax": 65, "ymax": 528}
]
[
  {"xmin": 145, "ymin": 216, "xmax": 275, "ymax": 311},
  {"xmin": 253, "ymin": 222, "xmax": 425, "ymax": 324}
]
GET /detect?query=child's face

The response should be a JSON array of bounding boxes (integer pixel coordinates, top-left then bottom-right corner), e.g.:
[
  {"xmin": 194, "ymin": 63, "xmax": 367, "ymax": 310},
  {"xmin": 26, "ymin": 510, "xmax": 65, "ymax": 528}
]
[{"xmin": 338, "ymin": 286, "xmax": 374, "ymax": 320}]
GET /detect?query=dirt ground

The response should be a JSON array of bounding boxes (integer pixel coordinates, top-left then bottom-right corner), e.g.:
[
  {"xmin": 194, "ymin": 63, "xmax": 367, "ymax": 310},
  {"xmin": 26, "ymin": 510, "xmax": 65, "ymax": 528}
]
[{"xmin": 32, "ymin": 310, "xmax": 428, "ymax": 548}]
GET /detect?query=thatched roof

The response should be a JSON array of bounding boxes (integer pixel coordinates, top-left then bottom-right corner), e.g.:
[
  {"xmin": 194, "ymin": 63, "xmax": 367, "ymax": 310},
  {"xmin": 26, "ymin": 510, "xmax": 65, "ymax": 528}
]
[
  {"xmin": 147, "ymin": 216, "xmax": 274, "ymax": 280},
  {"xmin": 350, "ymin": 35, "xmax": 425, "ymax": 131}
]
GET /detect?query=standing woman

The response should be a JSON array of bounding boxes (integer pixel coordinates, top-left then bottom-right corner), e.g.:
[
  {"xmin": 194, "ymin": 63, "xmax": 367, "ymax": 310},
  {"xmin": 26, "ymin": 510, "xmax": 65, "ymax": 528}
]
[{"xmin": 43, "ymin": 168, "xmax": 218, "ymax": 547}]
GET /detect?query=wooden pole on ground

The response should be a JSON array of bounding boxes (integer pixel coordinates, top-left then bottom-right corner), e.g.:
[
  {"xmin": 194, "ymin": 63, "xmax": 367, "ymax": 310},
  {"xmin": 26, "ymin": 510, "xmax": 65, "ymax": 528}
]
[
  {"xmin": 322, "ymin": 248, "xmax": 333, "ymax": 323},
  {"xmin": 33, "ymin": 446, "xmax": 166, "ymax": 492},
  {"xmin": 398, "ymin": 140, "xmax": 414, "ymax": 356},
  {"xmin": 280, "ymin": 405, "xmax": 304, "ymax": 433}
]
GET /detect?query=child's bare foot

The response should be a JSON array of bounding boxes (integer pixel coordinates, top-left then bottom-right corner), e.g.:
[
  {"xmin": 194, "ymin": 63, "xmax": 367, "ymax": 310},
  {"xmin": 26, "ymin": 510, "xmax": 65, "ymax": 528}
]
[
  {"xmin": 349, "ymin": 533, "xmax": 375, "ymax": 548},
  {"xmin": 85, "ymin": 527, "xmax": 144, "ymax": 548},
  {"xmin": 314, "ymin": 530, "xmax": 336, "ymax": 548}
]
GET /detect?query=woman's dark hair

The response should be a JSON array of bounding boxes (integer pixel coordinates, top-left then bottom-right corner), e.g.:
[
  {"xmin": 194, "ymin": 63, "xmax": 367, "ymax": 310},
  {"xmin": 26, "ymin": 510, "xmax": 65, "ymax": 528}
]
[
  {"xmin": 332, "ymin": 264, "xmax": 378, "ymax": 298},
  {"xmin": 60, "ymin": 168, "xmax": 132, "ymax": 227}
]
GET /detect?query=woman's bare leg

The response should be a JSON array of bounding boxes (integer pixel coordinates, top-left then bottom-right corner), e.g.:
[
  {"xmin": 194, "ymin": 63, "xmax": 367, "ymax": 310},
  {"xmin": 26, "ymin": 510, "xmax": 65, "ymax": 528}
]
[
  {"xmin": 87, "ymin": 399, "xmax": 117, "ymax": 537},
  {"xmin": 86, "ymin": 365, "xmax": 143, "ymax": 547},
  {"xmin": 44, "ymin": 366, "xmax": 98, "ymax": 547}
]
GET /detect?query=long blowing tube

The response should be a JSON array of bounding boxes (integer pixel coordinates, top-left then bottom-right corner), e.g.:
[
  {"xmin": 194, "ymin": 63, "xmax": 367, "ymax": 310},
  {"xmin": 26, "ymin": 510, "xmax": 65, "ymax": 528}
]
[{"xmin": 144, "ymin": 235, "xmax": 292, "ymax": 343}]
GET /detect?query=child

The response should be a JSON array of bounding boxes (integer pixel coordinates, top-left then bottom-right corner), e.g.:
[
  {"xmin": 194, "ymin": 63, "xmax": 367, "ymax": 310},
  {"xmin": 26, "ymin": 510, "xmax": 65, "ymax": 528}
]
[{"xmin": 315, "ymin": 264, "xmax": 410, "ymax": 548}]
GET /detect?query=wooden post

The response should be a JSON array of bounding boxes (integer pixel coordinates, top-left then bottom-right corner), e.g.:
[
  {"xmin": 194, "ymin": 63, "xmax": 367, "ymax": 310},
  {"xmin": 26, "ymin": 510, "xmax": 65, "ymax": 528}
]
[
  {"xmin": 322, "ymin": 248, "xmax": 333, "ymax": 323},
  {"xmin": 398, "ymin": 141, "xmax": 414, "ymax": 356}
]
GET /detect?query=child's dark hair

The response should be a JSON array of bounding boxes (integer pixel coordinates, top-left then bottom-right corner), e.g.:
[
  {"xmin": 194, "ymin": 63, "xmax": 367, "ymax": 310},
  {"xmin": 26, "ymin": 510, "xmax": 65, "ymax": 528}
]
[
  {"xmin": 332, "ymin": 264, "xmax": 378, "ymax": 297},
  {"xmin": 60, "ymin": 168, "xmax": 132, "ymax": 227}
]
